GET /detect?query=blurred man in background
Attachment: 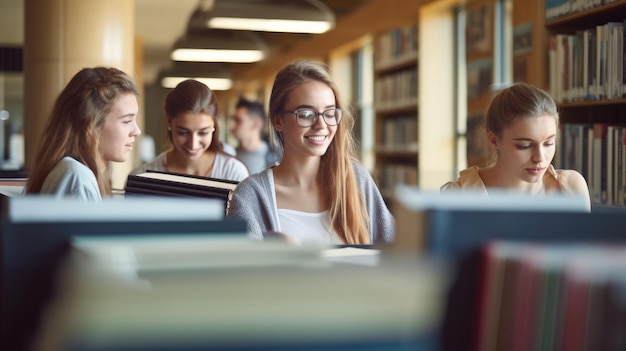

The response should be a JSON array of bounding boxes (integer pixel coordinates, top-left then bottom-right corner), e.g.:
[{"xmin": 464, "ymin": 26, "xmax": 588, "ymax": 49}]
[{"xmin": 230, "ymin": 97, "xmax": 279, "ymax": 174}]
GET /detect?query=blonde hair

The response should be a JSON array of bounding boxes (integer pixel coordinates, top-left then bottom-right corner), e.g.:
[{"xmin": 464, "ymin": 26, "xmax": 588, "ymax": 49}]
[
  {"xmin": 26, "ymin": 67, "xmax": 139, "ymax": 196},
  {"xmin": 268, "ymin": 60, "xmax": 370, "ymax": 244}
]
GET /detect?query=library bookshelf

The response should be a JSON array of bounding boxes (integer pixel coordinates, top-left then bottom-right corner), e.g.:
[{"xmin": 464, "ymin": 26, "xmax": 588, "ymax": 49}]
[
  {"xmin": 373, "ymin": 23, "xmax": 419, "ymax": 202},
  {"xmin": 546, "ymin": 0, "xmax": 626, "ymax": 207}
]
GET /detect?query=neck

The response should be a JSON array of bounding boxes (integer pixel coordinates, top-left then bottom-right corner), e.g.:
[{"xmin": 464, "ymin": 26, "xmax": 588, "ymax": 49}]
[
  {"xmin": 167, "ymin": 149, "xmax": 215, "ymax": 175},
  {"xmin": 273, "ymin": 153, "xmax": 320, "ymax": 189}
]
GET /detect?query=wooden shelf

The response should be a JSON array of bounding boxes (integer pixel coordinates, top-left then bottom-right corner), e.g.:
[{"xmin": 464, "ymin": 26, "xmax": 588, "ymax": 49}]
[
  {"xmin": 374, "ymin": 52, "xmax": 419, "ymax": 75},
  {"xmin": 558, "ymin": 98, "xmax": 626, "ymax": 108},
  {"xmin": 546, "ymin": 0, "xmax": 626, "ymax": 31},
  {"xmin": 374, "ymin": 22, "xmax": 419, "ymax": 192},
  {"xmin": 375, "ymin": 143, "xmax": 419, "ymax": 154},
  {"xmin": 548, "ymin": 0, "xmax": 626, "ymax": 208},
  {"xmin": 375, "ymin": 100, "xmax": 418, "ymax": 115}
]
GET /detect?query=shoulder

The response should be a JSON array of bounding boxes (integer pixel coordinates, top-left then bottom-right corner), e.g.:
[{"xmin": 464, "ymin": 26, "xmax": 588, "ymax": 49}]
[
  {"xmin": 351, "ymin": 161, "xmax": 372, "ymax": 180},
  {"xmin": 350, "ymin": 161, "xmax": 378, "ymax": 190},
  {"xmin": 214, "ymin": 152, "xmax": 250, "ymax": 181},
  {"xmin": 233, "ymin": 169, "xmax": 270, "ymax": 194},
  {"xmin": 440, "ymin": 181, "xmax": 462, "ymax": 193},
  {"xmin": 440, "ymin": 166, "xmax": 484, "ymax": 193},
  {"xmin": 51, "ymin": 157, "xmax": 95, "ymax": 178},
  {"xmin": 216, "ymin": 152, "xmax": 244, "ymax": 166},
  {"xmin": 42, "ymin": 157, "xmax": 100, "ymax": 200},
  {"xmin": 553, "ymin": 167, "xmax": 591, "ymax": 210},
  {"xmin": 229, "ymin": 170, "xmax": 272, "ymax": 213},
  {"xmin": 221, "ymin": 142, "xmax": 237, "ymax": 156},
  {"xmin": 556, "ymin": 168, "xmax": 589, "ymax": 193},
  {"xmin": 348, "ymin": 162, "xmax": 395, "ymax": 243},
  {"xmin": 349, "ymin": 161, "xmax": 388, "ymax": 205}
]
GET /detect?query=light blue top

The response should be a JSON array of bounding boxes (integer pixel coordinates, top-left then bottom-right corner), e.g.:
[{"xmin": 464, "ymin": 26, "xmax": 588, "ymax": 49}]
[
  {"xmin": 236, "ymin": 141, "xmax": 279, "ymax": 175},
  {"xmin": 40, "ymin": 156, "xmax": 102, "ymax": 201}
]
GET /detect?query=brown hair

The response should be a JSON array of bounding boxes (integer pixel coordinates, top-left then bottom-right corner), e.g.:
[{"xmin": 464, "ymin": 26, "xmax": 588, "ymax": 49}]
[
  {"xmin": 25, "ymin": 66, "xmax": 139, "ymax": 196},
  {"xmin": 268, "ymin": 60, "xmax": 370, "ymax": 244},
  {"xmin": 485, "ymin": 82, "xmax": 559, "ymax": 165},
  {"xmin": 164, "ymin": 79, "xmax": 223, "ymax": 153}
]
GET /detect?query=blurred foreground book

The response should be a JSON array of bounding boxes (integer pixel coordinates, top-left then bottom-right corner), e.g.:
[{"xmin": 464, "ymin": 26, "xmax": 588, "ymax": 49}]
[
  {"xmin": 475, "ymin": 241, "xmax": 626, "ymax": 351},
  {"xmin": 35, "ymin": 236, "xmax": 449, "ymax": 351}
]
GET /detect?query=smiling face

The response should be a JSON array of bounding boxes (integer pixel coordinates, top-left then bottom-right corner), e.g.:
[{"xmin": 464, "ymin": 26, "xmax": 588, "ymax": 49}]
[
  {"xmin": 169, "ymin": 112, "xmax": 216, "ymax": 161},
  {"xmin": 490, "ymin": 115, "xmax": 557, "ymax": 183},
  {"xmin": 274, "ymin": 80, "xmax": 337, "ymax": 159},
  {"xmin": 98, "ymin": 93, "xmax": 141, "ymax": 162}
]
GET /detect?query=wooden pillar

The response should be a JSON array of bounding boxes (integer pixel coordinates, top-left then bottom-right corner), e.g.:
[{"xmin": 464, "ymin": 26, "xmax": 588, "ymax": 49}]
[{"xmin": 23, "ymin": 0, "xmax": 136, "ymax": 189}]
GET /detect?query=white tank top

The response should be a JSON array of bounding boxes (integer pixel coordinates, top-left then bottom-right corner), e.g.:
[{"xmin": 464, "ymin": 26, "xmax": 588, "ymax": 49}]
[
  {"xmin": 277, "ymin": 209, "xmax": 341, "ymax": 245},
  {"xmin": 268, "ymin": 169, "xmax": 341, "ymax": 245}
]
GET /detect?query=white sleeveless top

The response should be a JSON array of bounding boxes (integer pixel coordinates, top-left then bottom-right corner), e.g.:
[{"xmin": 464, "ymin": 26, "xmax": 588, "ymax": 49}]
[{"xmin": 268, "ymin": 169, "xmax": 341, "ymax": 245}]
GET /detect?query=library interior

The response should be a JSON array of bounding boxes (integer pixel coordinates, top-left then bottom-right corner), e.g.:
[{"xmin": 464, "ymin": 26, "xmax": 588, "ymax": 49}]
[{"xmin": 2, "ymin": 0, "xmax": 626, "ymax": 350}]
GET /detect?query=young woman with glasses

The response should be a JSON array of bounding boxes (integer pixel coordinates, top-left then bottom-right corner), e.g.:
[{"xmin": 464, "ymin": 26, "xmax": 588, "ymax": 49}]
[
  {"xmin": 131, "ymin": 79, "xmax": 249, "ymax": 181},
  {"xmin": 227, "ymin": 60, "xmax": 395, "ymax": 245}
]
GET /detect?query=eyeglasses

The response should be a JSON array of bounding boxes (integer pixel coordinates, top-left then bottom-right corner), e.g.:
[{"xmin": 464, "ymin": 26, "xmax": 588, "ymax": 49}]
[{"xmin": 279, "ymin": 108, "xmax": 343, "ymax": 127}]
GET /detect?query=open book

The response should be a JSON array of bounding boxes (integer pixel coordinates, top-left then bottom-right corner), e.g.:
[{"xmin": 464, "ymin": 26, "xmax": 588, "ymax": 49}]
[{"xmin": 125, "ymin": 171, "xmax": 239, "ymax": 207}]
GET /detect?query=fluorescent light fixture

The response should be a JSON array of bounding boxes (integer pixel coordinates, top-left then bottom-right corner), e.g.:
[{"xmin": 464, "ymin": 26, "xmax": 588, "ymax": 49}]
[
  {"xmin": 159, "ymin": 63, "xmax": 233, "ymax": 91},
  {"xmin": 208, "ymin": 17, "xmax": 332, "ymax": 34},
  {"xmin": 171, "ymin": 30, "xmax": 268, "ymax": 63},
  {"xmin": 171, "ymin": 48, "xmax": 264, "ymax": 63},
  {"xmin": 203, "ymin": 0, "xmax": 335, "ymax": 34},
  {"xmin": 161, "ymin": 77, "xmax": 233, "ymax": 91}
]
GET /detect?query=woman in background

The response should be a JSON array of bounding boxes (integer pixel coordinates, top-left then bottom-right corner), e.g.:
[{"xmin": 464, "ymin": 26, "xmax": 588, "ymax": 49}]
[
  {"xmin": 441, "ymin": 82, "xmax": 591, "ymax": 210},
  {"xmin": 25, "ymin": 66, "xmax": 141, "ymax": 200},
  {"xmin": 227, "ymin": 60, "xmax": 394, "ymax": 245},
  {"xmin": 132, "ymin": 79, "xmax": 248, "ymax": 181}
]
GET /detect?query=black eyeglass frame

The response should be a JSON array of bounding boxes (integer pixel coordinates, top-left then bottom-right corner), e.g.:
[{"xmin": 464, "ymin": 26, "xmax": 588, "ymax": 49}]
[{"xmin": 279, "ymin": 108, "xmax": 344, "ymax": 127}]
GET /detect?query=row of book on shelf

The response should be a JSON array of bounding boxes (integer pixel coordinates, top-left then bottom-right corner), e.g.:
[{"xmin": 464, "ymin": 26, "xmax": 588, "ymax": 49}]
[
  {"xmin": 545, "ymin": 0, "xmax": 621, "ymax": 21},
  {"xmin": 558, "ymin": 123, "xmax": 626, "ymax": 206},
  {"xmin": 375, "ymin": 164, "xmax": 418, "ymax": 198},
  {"xmin": 476, "ymin": 240, "xmax": 626, "ymax": 351},
  {"xmin": 380, "ymin": 115, "xmax": 418, "ymax": 151},
  {"xmin": 548, "ymin": 20, "xmax": 626, "ymax": 103},
  {"xmin": 374, "ymin": 24, "xmax": 418, "ymax": 68},
  {"xmin": 374, "ymin": 67, "xmax": 418, "ymax": 109}
]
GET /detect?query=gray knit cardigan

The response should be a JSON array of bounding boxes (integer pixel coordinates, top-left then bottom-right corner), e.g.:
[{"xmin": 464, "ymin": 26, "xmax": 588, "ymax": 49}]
[{"xmin": 226, "ymin": 162, "xmax": 395, "ymax": 244}]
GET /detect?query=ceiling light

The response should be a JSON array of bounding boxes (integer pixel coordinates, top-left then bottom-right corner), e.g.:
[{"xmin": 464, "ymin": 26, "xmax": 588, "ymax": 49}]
[
  {"xmin": 170, "ymin": 30, "xmax": 267, "ymax": 63},
  {"xmin": 161, "ymin": 77, "xmax": 233, "ymax": 90},
  {"xmin": 171, "ymin": 48, "xmax": 264, "ymax": 63},
  {"xmin": 208, "ymin": 18, "xmax": 331, "ymax": 34},
  {"xmin": 203, "ymin": 0, "xmax": 335, "ymax": 34},
  {"xmin": 159, "ymin": 63, "xmax": 233, "ymax": 91}
]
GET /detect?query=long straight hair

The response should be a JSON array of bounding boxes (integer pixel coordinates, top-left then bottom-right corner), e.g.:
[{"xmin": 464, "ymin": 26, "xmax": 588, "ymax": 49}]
[
  {"xmin": 164, "ymin": 79, "xmax": 224, "ymax": 154},
  {"xmin": 25, "ymin": 67, "xmax": 139, "ymax": 196},
  {"xmin": 268, "ymin": 60, "xmax": 370, "ymax": 244}
]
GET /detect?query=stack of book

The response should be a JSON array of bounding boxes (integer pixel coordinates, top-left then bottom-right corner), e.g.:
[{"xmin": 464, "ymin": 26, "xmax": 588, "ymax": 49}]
[{"xmin": 125, "ymin": 171, "xmax": 239, "ymax": 211}]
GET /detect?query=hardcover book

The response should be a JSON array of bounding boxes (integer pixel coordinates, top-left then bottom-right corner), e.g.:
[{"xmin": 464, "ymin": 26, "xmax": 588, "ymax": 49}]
[{"xmin": 125, "ymin": 171, "xmax": 239, "ymax": 210}]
